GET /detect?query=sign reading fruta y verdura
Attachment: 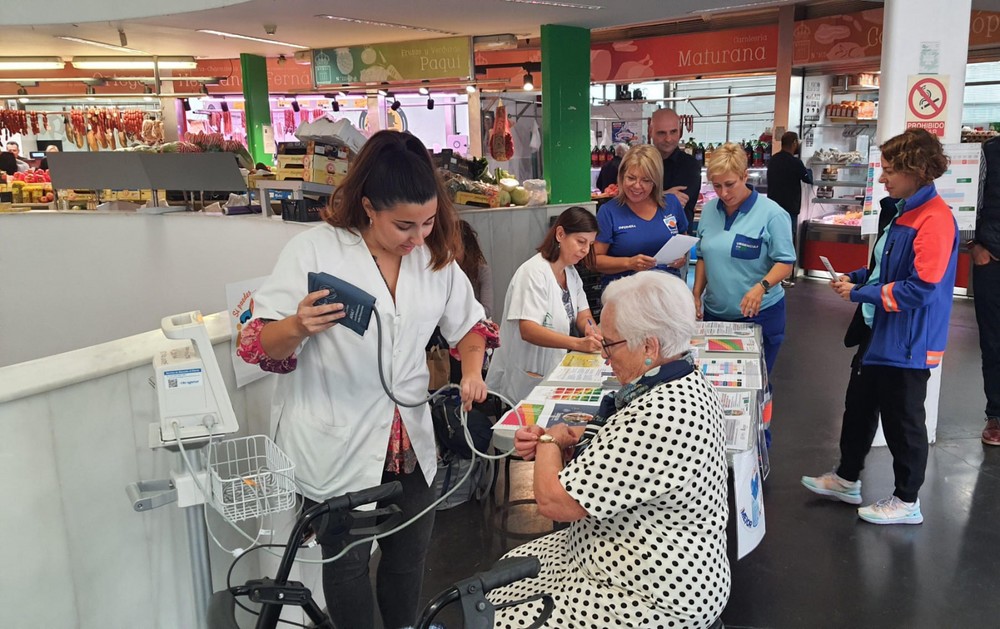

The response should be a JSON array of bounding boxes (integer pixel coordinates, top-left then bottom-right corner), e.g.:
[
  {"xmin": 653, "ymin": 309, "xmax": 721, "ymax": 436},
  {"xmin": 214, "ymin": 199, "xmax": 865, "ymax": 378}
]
[{"xmin": 312, "ymin": 37, "xmax": 473, "ymax": 86}]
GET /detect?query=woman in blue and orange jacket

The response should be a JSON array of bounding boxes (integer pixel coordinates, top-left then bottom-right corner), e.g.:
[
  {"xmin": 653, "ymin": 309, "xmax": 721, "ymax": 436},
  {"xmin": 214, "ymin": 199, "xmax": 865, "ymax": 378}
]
[{"xmin": 802, "ymin": 128, "xmax": 958, "ymax": 526}]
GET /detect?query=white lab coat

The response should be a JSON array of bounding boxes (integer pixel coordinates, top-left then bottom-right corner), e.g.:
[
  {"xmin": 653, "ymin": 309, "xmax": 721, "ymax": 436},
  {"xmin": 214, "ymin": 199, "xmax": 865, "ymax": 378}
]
[
  {"xmin": 251, "ymin": 224, "xmax": 484, "ymax": 500},
  {"xmin": 486, "ymin": 253, "xmax": 590, "ymax": 405}
]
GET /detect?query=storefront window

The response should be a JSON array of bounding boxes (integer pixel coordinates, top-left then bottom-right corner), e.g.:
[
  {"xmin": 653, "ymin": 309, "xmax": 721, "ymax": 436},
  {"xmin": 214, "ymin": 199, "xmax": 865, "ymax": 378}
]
[
  {"xmin": 671, "ymin": 76, "xmax": 777, "ymax": 145},
  {"xmin": 963, "ymin": 61, "xmax": 1000, "ymax": 126}
]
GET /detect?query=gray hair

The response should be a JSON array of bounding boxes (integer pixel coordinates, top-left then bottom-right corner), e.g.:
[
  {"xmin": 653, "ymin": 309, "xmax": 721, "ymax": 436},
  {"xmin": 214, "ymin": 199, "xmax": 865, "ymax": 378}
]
[
  {"xmin": 614, "ymin": 143, "xmax": 628, "ymax": 157},
  {"xmin": 601, "ymin": 271, "xmax": 696, "ymax": 359}
]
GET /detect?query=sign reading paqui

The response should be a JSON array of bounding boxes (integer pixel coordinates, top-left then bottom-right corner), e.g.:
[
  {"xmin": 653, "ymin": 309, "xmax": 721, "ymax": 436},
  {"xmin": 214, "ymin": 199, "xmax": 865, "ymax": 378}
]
[{"xmin": 312, "ymin": 36, "xmax": 473, "ymax": 86}]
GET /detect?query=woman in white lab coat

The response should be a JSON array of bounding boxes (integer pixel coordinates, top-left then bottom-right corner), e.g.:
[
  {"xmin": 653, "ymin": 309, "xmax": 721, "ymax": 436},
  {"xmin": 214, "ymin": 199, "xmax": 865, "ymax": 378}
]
[
  {"xmin": 486, "ymin": 206, "xmax": 603, "ymax": 405},
  {"xmin": 238, "ymin": 130, "xmax": 490, "ymax": 629}
]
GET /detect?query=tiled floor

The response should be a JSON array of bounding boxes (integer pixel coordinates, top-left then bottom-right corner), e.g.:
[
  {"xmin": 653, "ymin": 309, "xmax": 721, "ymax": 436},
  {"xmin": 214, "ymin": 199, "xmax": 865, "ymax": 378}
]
[{"xmin": 415, "ymin": 278, "xmax": 1000, "ymax": 628}]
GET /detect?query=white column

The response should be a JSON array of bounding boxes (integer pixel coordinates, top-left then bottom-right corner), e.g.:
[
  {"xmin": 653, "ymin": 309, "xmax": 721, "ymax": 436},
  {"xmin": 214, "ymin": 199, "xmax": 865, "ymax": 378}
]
[
  {"xmin": 874, "ymin": 0, "xmax": 971, "ymax": 445},
  {"xmin": 878, "ymin": 0, "xmax": 971, "ymax": 144}
]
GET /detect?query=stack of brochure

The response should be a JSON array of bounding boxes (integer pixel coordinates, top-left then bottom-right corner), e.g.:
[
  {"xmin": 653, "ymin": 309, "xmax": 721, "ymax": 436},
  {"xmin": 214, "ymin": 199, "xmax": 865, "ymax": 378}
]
[{"xmin": 692, "ymin": 321, "xmax": 766, "ymax": 452}]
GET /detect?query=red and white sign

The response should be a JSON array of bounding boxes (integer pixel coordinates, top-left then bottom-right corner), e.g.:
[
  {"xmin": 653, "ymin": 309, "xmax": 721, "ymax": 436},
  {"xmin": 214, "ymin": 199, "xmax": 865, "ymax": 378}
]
[{"xmin": 905, "ymin": 75, "xmax": 949, "ymax": 137}]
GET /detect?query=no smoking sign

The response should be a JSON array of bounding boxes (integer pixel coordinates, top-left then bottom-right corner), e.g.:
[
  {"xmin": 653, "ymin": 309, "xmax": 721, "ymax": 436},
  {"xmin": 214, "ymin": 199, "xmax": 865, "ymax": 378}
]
[{"xmin": 906, "ymin": 75, "xmax": 949, "ymax": 137}]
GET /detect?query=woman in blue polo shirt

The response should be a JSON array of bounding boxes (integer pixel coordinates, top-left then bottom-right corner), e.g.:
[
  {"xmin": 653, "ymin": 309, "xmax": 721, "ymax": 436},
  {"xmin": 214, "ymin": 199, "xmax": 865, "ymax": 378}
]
[
  {"xmin": 694, "ymin": 142, "xmax": 795, "ymax": 375},
  {"xmin": 593, "ymin": 144, "xmax": 689, "ymax": 287}
]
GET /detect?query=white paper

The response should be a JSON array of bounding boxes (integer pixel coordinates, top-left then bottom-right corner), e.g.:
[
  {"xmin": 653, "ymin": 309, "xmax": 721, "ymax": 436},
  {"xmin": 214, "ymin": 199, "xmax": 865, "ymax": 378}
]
[{"xmin": 653, "ymin": 234, "xmax": 699, "ymax": 265}]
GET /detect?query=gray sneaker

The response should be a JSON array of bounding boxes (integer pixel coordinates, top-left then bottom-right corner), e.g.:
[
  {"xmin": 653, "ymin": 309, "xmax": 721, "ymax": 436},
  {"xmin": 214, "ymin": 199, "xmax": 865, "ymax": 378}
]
[
  {"xmin": 858, "ymin": 496, "xmax": 923, "ymax": 525},
  {"xmin": 801, "ymin": 471, "xmax": 862, "ymax": 505}
]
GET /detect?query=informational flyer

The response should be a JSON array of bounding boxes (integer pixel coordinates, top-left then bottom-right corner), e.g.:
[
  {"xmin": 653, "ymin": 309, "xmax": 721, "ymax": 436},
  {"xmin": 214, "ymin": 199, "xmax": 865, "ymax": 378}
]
[
  {"xmin": 719, "ymin": 390, "xmax": 756, "ymax": 451},
  {"xmin": 938, "ymin": 143, "xmax": 981, "ymax": 231},
  {"xmin": 694, "ymin": 321, "xmax": 757, "ymax": 337},
  {"xmin": 863, "ymin": 143, "xmax": 980, "ymax": 234},
  {"xmin": 547, "ymin": 352, "xmax": 614, "ymax": 384},
  {"xmin": 538, "ymin": 399, "xmax": 602, "ymax": 430}
]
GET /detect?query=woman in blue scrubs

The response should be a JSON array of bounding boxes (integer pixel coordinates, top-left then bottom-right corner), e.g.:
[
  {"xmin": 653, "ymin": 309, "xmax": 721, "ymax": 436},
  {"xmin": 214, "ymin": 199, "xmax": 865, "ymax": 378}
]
[
  {"xmin": 593, "ymin": 144, "xmax": 689, "ymax": 287},
  {"xmin": 693, "ymin": 143, "xmax": 795, "ymax": 375}
]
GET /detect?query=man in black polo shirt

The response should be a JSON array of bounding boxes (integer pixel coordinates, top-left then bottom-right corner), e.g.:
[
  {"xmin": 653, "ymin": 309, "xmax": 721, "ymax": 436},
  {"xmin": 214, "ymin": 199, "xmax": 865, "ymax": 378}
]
[
  {"xmin": 648, "ymin": 109, "xmax": 701, "ymax": 234},
  {"xmin": 766, "ymin": 131, "xmax": 813, "ymax": 285}
]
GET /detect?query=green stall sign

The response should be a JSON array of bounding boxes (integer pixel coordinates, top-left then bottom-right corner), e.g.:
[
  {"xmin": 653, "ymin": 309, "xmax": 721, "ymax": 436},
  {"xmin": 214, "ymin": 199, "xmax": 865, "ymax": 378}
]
[{"xmin": 312, "ymin": 36, "xmax": 472, "ymax": 86}]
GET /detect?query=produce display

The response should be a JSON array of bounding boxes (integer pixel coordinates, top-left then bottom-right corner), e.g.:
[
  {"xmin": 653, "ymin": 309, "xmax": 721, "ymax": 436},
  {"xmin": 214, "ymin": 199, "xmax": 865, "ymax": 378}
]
[{"xmin": 0, "ymin": 169, "xmax": 54, "ymax": 204}]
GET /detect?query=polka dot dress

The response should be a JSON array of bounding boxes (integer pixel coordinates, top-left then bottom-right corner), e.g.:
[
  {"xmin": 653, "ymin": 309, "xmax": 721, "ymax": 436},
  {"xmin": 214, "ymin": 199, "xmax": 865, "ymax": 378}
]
[{"xmin": 489, "ymin": 372, "xmax": 731, "ymax": 628}]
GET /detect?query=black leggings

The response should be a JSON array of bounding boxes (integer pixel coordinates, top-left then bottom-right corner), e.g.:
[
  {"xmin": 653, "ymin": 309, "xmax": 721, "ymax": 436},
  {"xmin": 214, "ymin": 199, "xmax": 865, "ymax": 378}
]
[{"xmin": 304, "ymin": 463, "xmax": 437, "ymax": 629}]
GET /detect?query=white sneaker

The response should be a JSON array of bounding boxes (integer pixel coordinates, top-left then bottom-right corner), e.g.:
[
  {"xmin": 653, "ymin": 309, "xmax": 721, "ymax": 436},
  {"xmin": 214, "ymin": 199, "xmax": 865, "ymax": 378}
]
[
  {"xmin": 858, "ymin": 496, "xmax": 923, "ymax": 525},
  {"xmin": 801, "ymin": 471, "xmax": 862, "ymax": 505}
]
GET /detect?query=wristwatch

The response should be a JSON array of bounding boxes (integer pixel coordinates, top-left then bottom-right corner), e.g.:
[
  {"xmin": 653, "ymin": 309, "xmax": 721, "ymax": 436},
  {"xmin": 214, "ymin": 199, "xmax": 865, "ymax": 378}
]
[
  {"xmin": 538, "ymin": 434, "xmax": 559, "ymax": 446},
  {"xmin": 759, "ymin": 279, "xmax": 772, "ymax": 293}
]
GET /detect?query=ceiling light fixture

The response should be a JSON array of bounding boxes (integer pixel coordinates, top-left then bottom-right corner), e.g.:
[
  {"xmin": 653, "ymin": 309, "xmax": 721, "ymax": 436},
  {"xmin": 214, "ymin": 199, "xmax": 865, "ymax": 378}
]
[
  {"xmin": 221, "ymin": 101, "xmax": 230, "ymax": 112},
  {"xmin": 419, "ymin": 86, "xmax": 429, "ymax": 95},
  {"xmin": 19, "ymin": 97, "xmax": 30, "ymax": 103},
  {"xmin": 315, "ymin": 15, "xmax": 457, "ymax": 34},
  {"xmin": 502, "ymin": 0, "xmax": 603, "ymax": 8},
  {"xmin": 17, "ymin": 87, "xmax": 28, "ymax": 96},
  {"xmin": 182, "ymin": 99, "xmax": 191, "ymax": 111},
  {"xmin": 291, "ymin": 98, "xmax": 300, "ymax": 112},
  {"xmin": 0, "ymin": 57, "xmax": 65, "ymax": 71},
  {"xmin": 197, "ymin": 29, "xmax": 308, "ymax": 50},
  {"xmin": 466, "ymin": 85, "xmax": 477, "ymax": 93},
  {"xmin": 332, "ymin": 100, "xmax": 341, "ymax": 113},
  {"xmin": 118, "ymin": 29, "xmax": 128, "ymax": 47},
  {"xmin": 56, "ymin": 36, "xmax": 147, "ymax": 54},
  {"xmin": 426, "ymin": 97, "xmax": 435, "ymax": 110},
  {"xmin": 72, "ymin": 56, "xmax": 198, "ymax": 70},
  {"xmin": 522, "ymin": 72, "xmax": 534, "ymax": 91},
  {"xmin": 390, "ymin": 99, "xmax": 401, "ymax": 111}
]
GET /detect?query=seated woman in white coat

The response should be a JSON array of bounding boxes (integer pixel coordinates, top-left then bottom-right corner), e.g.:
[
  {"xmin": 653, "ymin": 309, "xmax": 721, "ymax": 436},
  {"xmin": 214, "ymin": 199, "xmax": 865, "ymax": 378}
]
[{"xmin": 486, "ymin": 206, "xmax": 603, "ymax": 405}]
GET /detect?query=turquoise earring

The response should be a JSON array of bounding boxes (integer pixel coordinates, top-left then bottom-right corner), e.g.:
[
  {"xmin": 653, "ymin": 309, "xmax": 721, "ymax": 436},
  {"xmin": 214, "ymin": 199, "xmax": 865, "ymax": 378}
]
[{"xmin": 644, "ymin": 358, "xmax": 652, "ymax": 366}]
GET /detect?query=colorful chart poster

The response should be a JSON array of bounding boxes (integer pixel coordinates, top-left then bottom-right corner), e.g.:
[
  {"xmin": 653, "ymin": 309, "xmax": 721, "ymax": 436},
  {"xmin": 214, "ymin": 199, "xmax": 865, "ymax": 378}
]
[
  {"xmin": 699, "ymin": 358, "xmax": 763, "ymax": 390},
  {"xmin": 526, "ymin": 385, "xmax": 606, "ymax": 404},
  {"xmin": 493, "ymin": 403, "xmax": 545, "ymax": 430},
  {"xmin": 865, "ymin": 143, "xmax": 979, "ymax": 233},
  {"xmin": 692, "ymin": 336, "xmax": 761, "ymax": 354}
]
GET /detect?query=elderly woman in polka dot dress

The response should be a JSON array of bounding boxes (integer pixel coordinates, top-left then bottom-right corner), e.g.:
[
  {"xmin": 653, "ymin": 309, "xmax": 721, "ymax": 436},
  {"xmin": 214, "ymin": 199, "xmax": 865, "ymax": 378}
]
[{"xmin": 490, "ymin": 271, "xmax": 731, "ymax": 629}]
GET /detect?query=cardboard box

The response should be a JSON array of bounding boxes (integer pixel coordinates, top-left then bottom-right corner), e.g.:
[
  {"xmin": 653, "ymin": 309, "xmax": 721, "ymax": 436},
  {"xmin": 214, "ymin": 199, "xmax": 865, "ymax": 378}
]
[
  {"xmin": 454, "ymin": 191, "xmax": 497, "ymax": 208},
  {"xmin": 302, "ymin": 154, "xmax": 349, "ymax": 186}
]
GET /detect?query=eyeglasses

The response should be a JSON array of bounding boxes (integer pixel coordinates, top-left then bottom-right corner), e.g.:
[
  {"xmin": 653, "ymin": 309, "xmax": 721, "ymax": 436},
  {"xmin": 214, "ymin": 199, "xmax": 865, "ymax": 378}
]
[{"xmin": 601, "ymin": 338, "xmax": 628, "ymax": 355}]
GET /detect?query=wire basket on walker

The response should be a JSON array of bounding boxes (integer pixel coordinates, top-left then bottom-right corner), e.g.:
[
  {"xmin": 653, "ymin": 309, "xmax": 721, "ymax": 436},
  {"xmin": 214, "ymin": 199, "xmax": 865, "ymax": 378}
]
[{"xmin": 206, "ymin": 435, "xmax": 296, "ymax": 524}]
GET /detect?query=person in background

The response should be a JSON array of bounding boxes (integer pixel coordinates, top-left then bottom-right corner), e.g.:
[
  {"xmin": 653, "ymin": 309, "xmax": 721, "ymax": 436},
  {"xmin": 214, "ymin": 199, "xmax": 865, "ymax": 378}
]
[
  {"xmin": 5, "ymin": 141, "xmax": 29, "ymax": 172},
  {"xmin": 593, "ymin": 144, "xmax": 689, "ymax": 285},
  {"xmin": 38, "ymin": 145, "xmax": 59, "ymax": 171},
  {"xmin": 595, "ymin": 142, "xmax": 627, "ymax": 193},
  {"xmin": 0, "ymin": 152, "xmax": 17, "ymax": 177},
  {"xmin": 648, "ymin": 108, "xmax": 701, "ymax": 233},
  {"xmin": 456, "ymin": 219, "xmax": 494, "ymax": 319},
  {"xmin": 802, "ymin": 128, "xmax": 958, "ymax": 525},
  {"xmin": 694, "ymin": 142, "xmax": 795, "ymax": 377},
  {"xmin": 490, "ymin": 271, "xmax": 730, "ymax": 629},
  {"xmin": 766, "ymin": 131, "xmax": 813, "ymax": 286},
  {"xmin": 486, "ymin": 206, "xmax": 602, "ymax": 405},
  {"xmin": 973, "ymin": 135, "xmax": 1000, "ymax": 447},
  {"xmin": 237, "ymin": 130, "xmax": 492, "ymax": 629}
]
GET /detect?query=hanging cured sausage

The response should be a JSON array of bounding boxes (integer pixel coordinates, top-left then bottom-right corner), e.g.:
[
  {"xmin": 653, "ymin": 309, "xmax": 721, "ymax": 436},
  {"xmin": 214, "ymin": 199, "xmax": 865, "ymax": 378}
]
[{"xmin": 489, "ymin": 103, "xmax": 514, "ymax": 162}]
